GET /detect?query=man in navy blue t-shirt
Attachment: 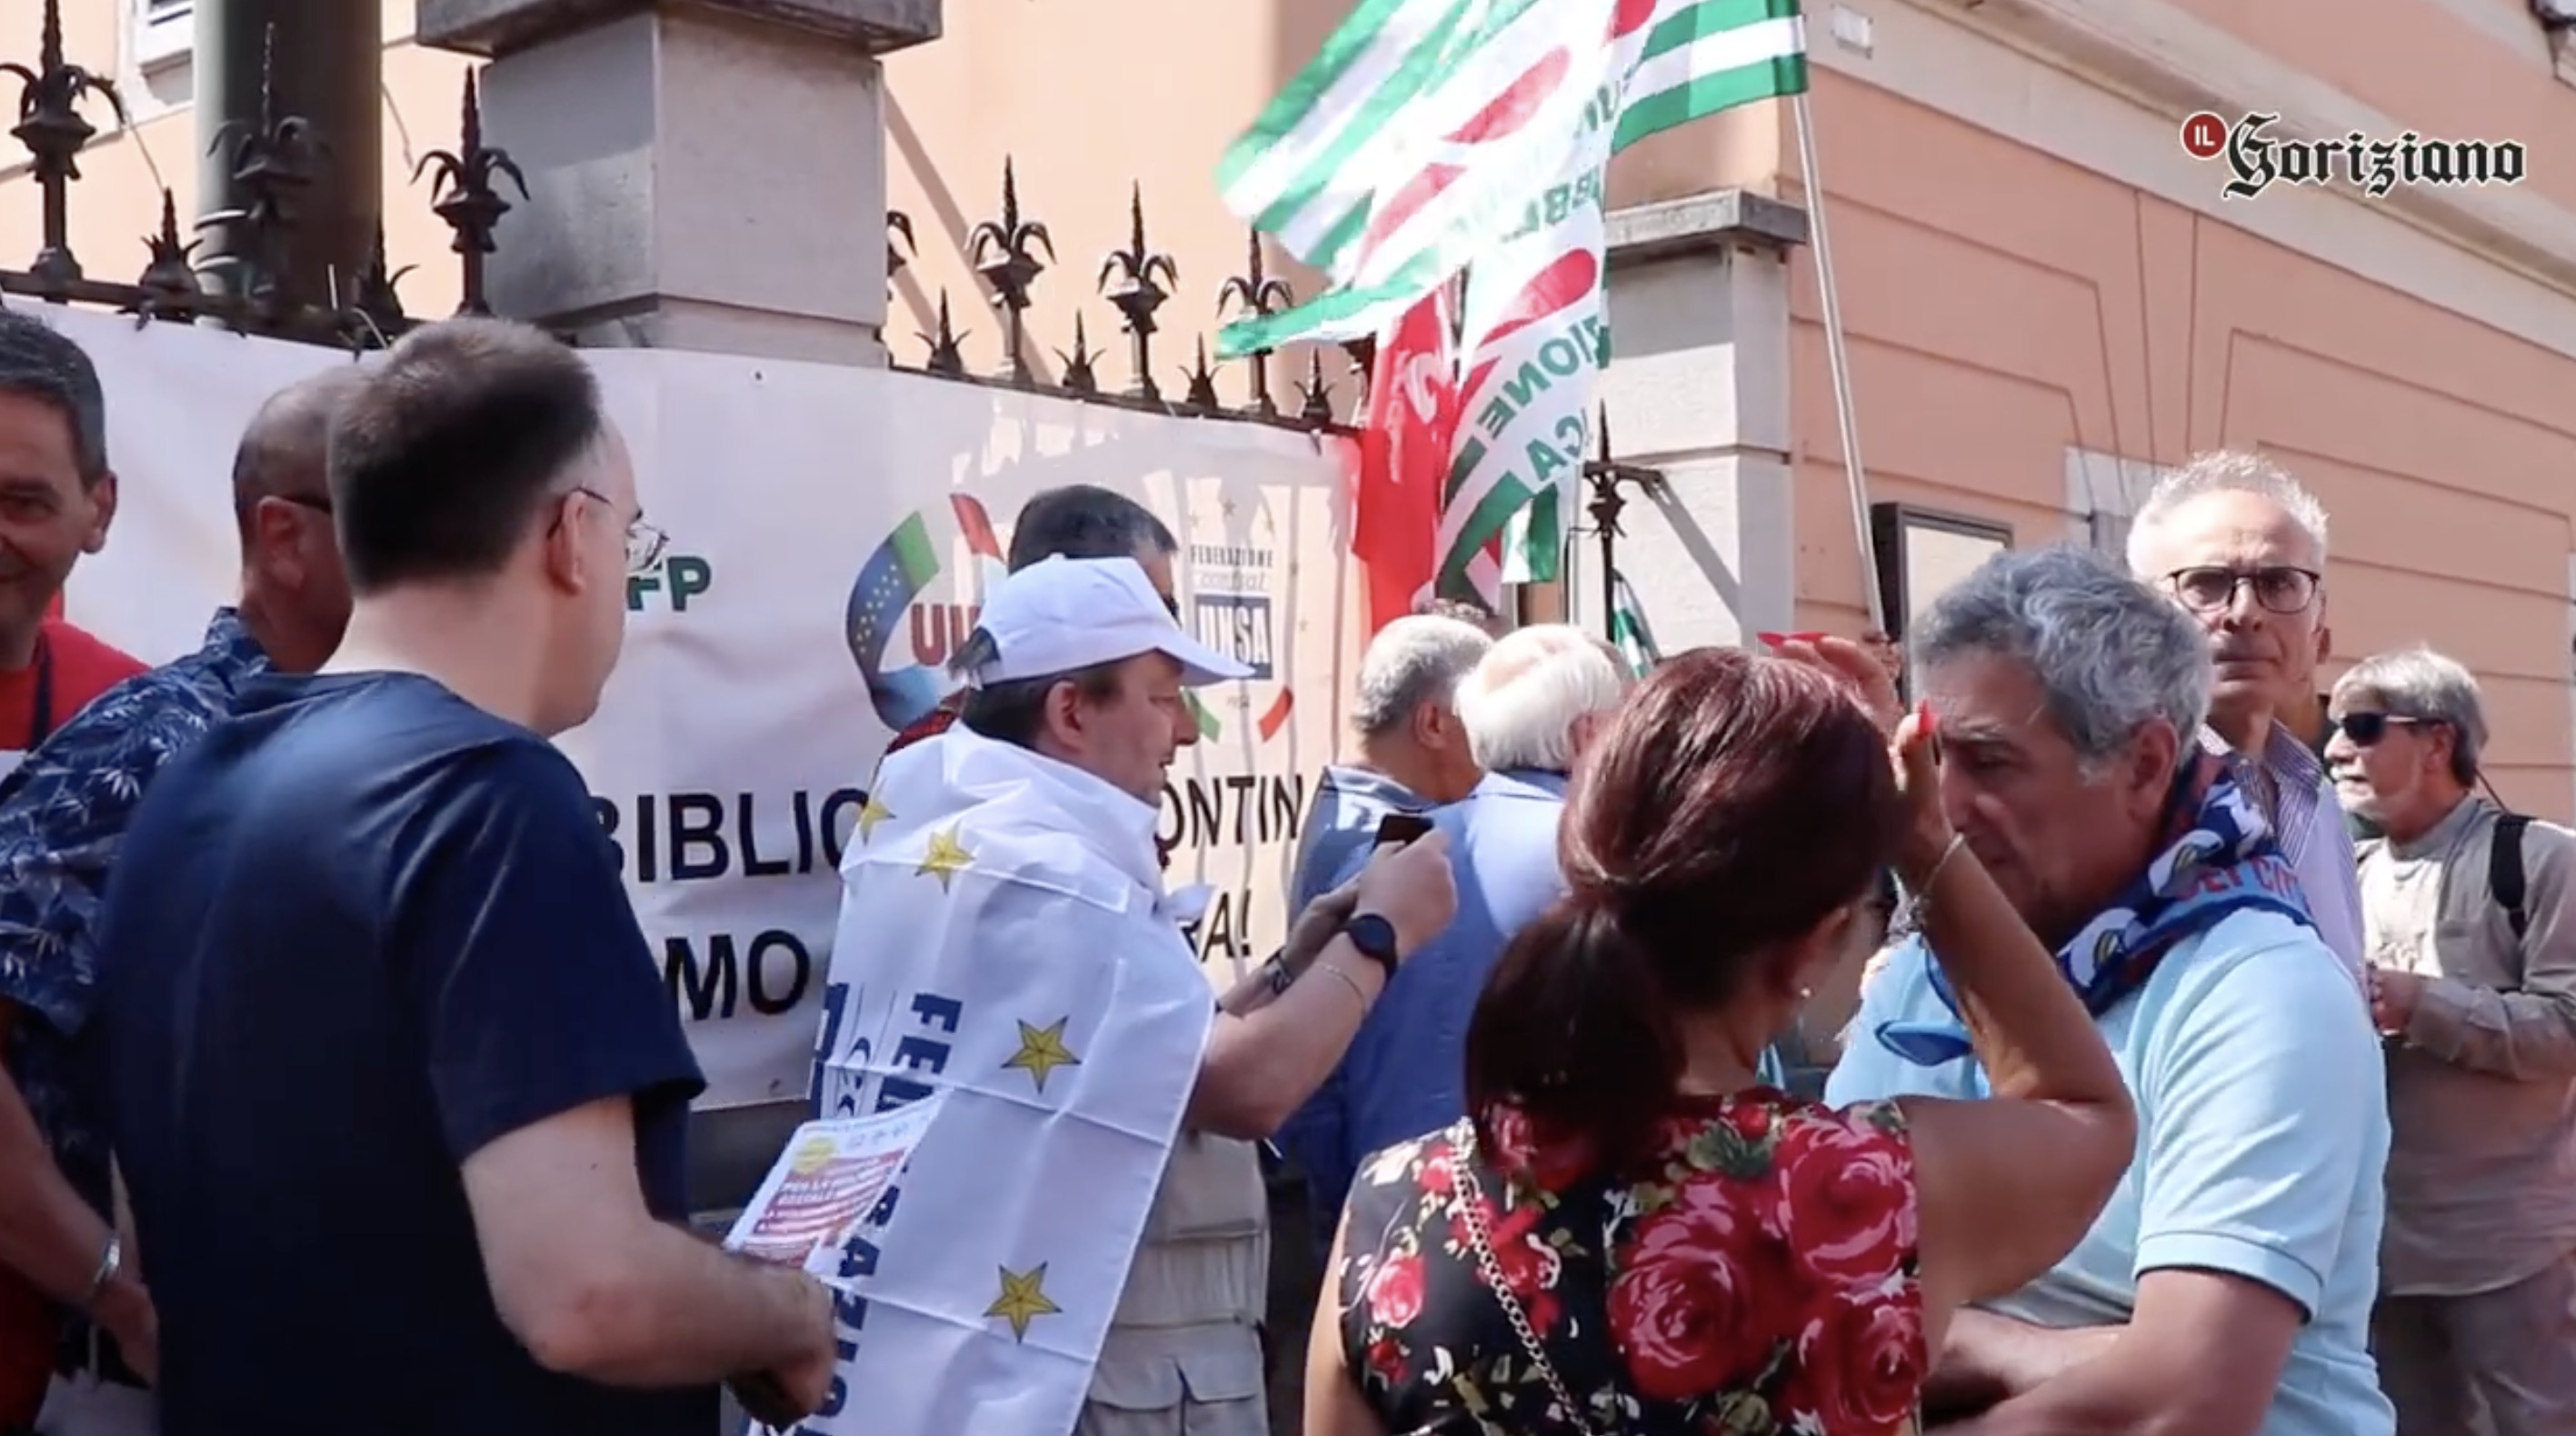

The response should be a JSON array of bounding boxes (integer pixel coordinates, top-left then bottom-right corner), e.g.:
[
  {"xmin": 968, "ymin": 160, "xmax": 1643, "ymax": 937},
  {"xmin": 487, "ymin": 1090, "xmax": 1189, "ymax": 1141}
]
[{"xmin": 93, "ymin": 318, "xmax": 835, "ymax": 1436}]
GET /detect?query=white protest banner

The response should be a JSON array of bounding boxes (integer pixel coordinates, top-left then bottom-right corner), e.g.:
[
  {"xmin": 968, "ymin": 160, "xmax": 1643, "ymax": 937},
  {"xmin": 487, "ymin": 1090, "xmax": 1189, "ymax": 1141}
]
[{"xmin": 55, "ymin": 308, "xmax": 1362, "ymax": 1110}]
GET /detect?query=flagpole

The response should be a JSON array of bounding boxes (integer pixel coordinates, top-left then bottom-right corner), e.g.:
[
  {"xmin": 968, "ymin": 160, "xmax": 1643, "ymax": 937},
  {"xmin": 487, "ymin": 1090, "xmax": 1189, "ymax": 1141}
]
[{"xmin": 1788, "ymin": 89, "xmax": 1885, "ymax": 635}]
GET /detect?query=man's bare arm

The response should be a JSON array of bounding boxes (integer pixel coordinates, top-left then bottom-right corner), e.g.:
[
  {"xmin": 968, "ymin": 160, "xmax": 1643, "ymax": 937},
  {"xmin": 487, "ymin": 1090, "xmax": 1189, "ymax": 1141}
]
[
  {"xmin": 0, "ymin": 1051, "xmax": 114, "ymax": 1303},
  {"xmin": 1190, "ymin": 836, "xmax": 1455, "ymax": 1138},
  {"xmin": 1192, "ymin": 942, "xmax": 1385, "ymax": 1138},
  {"xmin": 1936, "ymin": 1271, "xmax": 2301, "ymax": 1436},
  {"xmin": 1924, "ymin": 1309, "xmax": 2117, "ymax": 1419},
  {"xmin": 1216, "ymin": 876, "xmax": 1365, "ymax": 1017},
  {"xmin": 462, "ymin": 1095, "xmax": 833, "ymax": 1386}
]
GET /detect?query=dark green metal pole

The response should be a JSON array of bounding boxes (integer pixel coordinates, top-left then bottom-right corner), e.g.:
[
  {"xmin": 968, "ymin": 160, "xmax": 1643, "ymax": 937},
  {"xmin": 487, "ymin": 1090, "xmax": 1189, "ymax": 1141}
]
[{"xmin": 194, "ymin": 0, "xmax": 382, "ymax": 314}]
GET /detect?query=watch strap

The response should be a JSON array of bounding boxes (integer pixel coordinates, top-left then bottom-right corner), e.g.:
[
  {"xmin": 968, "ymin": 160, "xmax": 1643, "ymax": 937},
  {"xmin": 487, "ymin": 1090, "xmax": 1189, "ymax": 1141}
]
[{"xmin": 1340, "ymin": 912, "xmax": 1402, "ymax": 978}]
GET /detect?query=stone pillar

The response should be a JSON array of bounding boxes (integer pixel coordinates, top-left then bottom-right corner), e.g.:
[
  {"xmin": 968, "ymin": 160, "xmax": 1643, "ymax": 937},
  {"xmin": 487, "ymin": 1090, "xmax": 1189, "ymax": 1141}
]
[
  {"xmin": 414, "ymin": 0, "xmax": 941, "ymax": 364},
  {"xmin": 196, "ymin": 0, "xmax": 384, "ymax": 314},
  {"xmin": 1588, "ymin": 190, "xmax": 1807, "ymax": 647}
]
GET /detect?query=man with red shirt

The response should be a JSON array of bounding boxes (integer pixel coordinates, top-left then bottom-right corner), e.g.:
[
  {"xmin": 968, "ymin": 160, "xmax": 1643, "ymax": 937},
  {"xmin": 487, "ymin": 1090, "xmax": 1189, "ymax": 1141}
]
[{"xmin": 0, "ymin": 314, "xmax": 145, "ymax": 1432}]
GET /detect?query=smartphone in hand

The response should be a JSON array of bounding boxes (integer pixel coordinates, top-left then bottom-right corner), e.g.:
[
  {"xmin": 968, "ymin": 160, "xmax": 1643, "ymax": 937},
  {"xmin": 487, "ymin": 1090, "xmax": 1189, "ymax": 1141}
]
[{"xmin": 1374, "ymin": 813, "xmax": 1434, "ymax": 848}]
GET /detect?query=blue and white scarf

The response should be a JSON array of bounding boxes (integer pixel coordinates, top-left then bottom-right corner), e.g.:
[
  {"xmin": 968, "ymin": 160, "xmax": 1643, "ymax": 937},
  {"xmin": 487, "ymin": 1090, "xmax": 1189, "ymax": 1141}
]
[{"xmin": 1875, "ymin": 754, "xmax": 2317, "ymax": 1066}]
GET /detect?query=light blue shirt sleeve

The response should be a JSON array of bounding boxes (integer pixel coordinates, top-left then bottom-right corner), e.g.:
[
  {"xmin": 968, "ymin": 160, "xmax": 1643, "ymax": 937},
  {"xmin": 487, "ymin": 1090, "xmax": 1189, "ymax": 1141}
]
[
  {"xmin": 1823, "ymin": 944, "xmax": 1953, "ymax": 1106},
  {"xmin": 2131, "ymin": 933, "xmax": 2387, "ymax": 1316}
]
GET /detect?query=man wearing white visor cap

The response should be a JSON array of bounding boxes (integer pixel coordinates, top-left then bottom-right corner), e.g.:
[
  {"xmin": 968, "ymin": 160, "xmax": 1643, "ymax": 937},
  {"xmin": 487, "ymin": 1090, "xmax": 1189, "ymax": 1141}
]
[{"xmin": 812, "ymin": 555, "xmax": 1457, "ymax": 1436}]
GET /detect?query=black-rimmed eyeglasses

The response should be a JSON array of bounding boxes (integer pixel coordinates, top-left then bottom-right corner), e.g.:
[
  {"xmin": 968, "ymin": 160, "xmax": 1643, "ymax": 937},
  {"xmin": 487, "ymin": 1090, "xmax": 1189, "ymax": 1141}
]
[
  {"xmin": 2161, "ymin": 564, "xmax": 2321, "ymax": 616},
  {"xmin": 567, "ymin": 485, "xmax": 670, "ymax": 575}
]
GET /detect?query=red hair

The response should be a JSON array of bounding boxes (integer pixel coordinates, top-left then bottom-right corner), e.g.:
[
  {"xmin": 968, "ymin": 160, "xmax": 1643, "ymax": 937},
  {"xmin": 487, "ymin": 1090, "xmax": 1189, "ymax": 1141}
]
[{"xmin": 1464, "ymin": 646, "xmax": 1905, "ymax": 1175}]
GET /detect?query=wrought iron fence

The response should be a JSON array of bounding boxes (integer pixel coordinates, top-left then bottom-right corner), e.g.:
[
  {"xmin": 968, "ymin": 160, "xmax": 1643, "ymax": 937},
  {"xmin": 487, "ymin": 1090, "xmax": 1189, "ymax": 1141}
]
[
  {"xmin": 884, "ymin": 160, "xmax": 1367, "ymax": 440},
  {"xmin": 884, "ymin": 160, "xmax": 1662, "ymax": 613},
  {"xmin": 0, "ymin": 0, "xmax": 520, "ymax": 351},
  {"xmin": 0, "ymin": 0, "xmax": 1652, "ymax": 608}
]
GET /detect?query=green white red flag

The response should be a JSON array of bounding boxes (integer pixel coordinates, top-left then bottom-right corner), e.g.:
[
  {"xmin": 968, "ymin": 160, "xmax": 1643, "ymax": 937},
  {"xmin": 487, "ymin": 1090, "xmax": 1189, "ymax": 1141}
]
[
  {"xmin": 1215, "ymin": 0, "xmax": 1630, "ymax": 357},
  {"xmin": 1447, "ymin": 0, "xmax": 1810, "ymax": 587},
  {"xmin": 1609, "ymin": 566, "xmax": 1663, "ymax": 674},
  {"xmin": 1223, "ymin": 0, "xmax": 1812, "ymax": 590}
]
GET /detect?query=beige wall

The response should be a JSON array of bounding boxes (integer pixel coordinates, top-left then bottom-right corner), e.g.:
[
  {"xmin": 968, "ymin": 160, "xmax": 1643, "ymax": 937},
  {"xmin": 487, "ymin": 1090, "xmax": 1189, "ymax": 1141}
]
[
  {"xmin": 10, "ymin": 0, "xmax": 2574, "ymax": 810},
  {"xmin": 1778, "ymin": 0, "xmax": 2576, "ymax": 816}
]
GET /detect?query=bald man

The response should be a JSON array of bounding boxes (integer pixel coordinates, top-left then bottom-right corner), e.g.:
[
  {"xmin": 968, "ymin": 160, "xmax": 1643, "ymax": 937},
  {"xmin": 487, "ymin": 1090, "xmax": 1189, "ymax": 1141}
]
[{"xmin": 0, "ymin": 365, "xmax": 362, "ymax": 1436}]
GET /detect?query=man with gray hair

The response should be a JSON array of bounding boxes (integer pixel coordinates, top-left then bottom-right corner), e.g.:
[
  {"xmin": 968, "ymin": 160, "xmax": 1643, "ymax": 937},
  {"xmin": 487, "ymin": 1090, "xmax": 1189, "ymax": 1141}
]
[
  {"xmin": 2328, "ymin": 647, "xmax": 2576, "ymax": 1435},
  {"xmin": 1286, "ymin": 613, "xmax": 1491, "ymax": 914},
  {"xmin": 2127, "ymin": 449, "xmax": 2367, "ymax": 986},
  {"xmin": 1279, "ymin": 623, "xmax": 1627, "ymax": 1227},
  {"xmin": 1830, "ymin": 546, "xmax": 2392, "ymax": 1436}
]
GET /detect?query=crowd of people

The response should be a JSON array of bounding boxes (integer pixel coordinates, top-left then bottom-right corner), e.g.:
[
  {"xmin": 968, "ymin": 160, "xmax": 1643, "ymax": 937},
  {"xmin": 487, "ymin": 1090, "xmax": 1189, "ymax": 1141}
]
[{"xmin": 0, "ymin": 304, "xmax": 2559, "ymax": 1436}]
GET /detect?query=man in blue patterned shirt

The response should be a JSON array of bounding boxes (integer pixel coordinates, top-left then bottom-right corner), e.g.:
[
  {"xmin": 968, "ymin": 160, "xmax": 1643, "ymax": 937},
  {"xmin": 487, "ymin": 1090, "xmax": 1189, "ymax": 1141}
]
[{"xmin": 0, "ymin": 364, "xmax": 361, "ymax": 1436}]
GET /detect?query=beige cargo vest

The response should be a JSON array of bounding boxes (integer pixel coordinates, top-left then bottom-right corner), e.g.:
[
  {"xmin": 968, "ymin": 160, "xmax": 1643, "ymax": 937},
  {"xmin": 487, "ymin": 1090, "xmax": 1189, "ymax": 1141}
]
[{"xmin": 1083, "ymin": 1129, "xmax": 1269, "ymax": 1419}]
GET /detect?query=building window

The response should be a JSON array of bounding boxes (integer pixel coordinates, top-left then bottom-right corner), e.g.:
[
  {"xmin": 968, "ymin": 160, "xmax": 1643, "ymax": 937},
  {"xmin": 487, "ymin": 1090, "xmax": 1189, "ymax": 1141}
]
[{"xmin": 130, "ymin": 0, "xmax": 191, "ymax": 71}]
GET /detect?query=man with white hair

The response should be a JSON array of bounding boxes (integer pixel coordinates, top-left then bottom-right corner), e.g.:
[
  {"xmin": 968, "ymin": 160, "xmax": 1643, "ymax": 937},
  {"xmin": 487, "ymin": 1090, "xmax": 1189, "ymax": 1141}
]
[
  {"xmin": 2127, "ymin": 450, "xmax": 2367, "ymax": 985},
  {"xmin": 1277, "ymin": 623, "xmax": 1627, "ymax": 1226},
  {"xmin": 1287, "ymin": 614, "xmax": 1492, "ymax": 915},
  {"xmin": 2329, "ymin": 647, "xmax": 2576, "ymax": 1435}
]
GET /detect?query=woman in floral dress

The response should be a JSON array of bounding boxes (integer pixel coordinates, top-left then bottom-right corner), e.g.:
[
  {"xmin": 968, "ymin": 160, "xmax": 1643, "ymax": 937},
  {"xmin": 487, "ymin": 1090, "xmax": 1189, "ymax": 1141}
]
[{"xmin": 1304, "ymin": 643, "xmax": 2138, "ymax": 1435}]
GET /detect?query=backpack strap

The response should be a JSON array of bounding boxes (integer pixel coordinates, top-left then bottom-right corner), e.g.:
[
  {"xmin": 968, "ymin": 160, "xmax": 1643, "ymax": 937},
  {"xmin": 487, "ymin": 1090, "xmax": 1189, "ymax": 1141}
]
[{"xmin": 2491, "ymin": 812, "xmax": 2532, "ymax": 942}]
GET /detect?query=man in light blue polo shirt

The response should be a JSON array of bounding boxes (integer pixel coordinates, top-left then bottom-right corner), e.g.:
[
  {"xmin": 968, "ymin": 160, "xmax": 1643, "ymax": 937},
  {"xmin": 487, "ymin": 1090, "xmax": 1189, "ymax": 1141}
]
[{"xmin": 1830, "ymin": 545, "xmax": 2391, "ymax": 1436}]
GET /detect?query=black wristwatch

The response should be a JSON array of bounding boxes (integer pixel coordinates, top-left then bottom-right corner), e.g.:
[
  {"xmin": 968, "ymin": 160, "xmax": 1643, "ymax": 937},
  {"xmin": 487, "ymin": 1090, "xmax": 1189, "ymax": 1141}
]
[{"xmin": 1340, "ymin": 912, "xmax": 1402, "ymax": 980}]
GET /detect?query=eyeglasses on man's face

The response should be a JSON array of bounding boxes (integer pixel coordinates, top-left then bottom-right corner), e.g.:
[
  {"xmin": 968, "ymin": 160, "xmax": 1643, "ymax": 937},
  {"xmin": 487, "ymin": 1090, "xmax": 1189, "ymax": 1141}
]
[
  {"xmin": 2161, "ymin": 564, "xmax": 2321, "ymax": 616},
  {"xmin": 2331, "ymin": 711, "xmax": 2431, "ymax": 747},
  {"xmin": 565, "ymin": 485, "xmax": 669, "ymax": 575}
]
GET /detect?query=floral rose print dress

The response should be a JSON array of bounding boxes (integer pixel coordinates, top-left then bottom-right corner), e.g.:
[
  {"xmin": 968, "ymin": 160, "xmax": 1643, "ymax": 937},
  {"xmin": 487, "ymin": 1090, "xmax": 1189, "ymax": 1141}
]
[{"xmin": 1335, "ymin": 1091, "xmax": 1924, "ymax": 1435}]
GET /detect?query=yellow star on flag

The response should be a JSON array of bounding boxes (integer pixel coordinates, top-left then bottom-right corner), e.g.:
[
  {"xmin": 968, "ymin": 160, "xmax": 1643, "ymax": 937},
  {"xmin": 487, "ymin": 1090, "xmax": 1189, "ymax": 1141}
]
[
  {"xmin": 986, "ymin": 1263, "xmax": 1060, "ymax": 1341},
  {"xmin": 857, "ymin": 792, "xmax": 894, "ymax": 844},
  {"xmin": 916, "ymin": 824, "xmax": 973, "ymax": 890},
  {"xmin": 1003, "ymin": 1017, "xmax": 1082, "ymax": 1093}
]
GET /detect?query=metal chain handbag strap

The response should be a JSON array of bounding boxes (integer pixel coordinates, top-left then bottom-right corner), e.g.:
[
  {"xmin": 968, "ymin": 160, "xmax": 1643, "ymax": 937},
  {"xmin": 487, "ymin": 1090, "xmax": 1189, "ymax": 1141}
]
[{"xmin": 1448, "ymin": 1128, "xmax": 1620, "ymax": 1436}]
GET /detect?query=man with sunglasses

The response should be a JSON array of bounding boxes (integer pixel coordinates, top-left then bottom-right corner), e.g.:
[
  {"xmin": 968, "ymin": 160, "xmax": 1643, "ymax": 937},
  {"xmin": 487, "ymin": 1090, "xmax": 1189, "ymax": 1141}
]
[
  {"xmin": 2127, "ymin": 451, "xmax": 2367, "ymax": 990},
  {"xmin": 2328, "ymin": 647, "xmax": 2576, "ymax": 1436},
  {"xmin": 0, "ymin": 364, "xmax": 368, "ymax": 1436}
]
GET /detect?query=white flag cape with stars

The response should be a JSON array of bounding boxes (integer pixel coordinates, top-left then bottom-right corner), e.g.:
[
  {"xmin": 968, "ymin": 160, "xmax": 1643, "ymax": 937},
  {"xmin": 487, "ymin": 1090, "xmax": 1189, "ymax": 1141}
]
[{"xmin": 804, "ymin": 723, "xmax": 1216, "ymax": 1436}]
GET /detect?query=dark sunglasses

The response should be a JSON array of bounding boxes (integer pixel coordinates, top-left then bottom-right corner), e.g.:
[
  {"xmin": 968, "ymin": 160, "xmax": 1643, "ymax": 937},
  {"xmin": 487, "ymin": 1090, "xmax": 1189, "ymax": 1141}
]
[{"xmin": 2332, "ymin": 712, "xmax": 2429, "ymax": 746}]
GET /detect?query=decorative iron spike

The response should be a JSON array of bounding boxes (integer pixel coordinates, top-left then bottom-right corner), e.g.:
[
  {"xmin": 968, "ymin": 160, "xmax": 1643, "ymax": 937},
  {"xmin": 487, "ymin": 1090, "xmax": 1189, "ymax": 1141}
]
[
  {"xmin": 966, "ymin": 157, "xmax": 1053, "ymax": 384},
  {"xmin": 1181, "ymin": 337, "xmax": 1221, "ymax": 412},
  {"xmin": 886, "ymin": 210, "xmax": 916, "ymax": 280},
  {"xmin": 1297, "ymin": 348, "xmax": 1335, "ymax": 424},
  {"xmin": 414, "ymin": 67, "xmax": 525, "ymax": 316},
  {"xmin": 350, "ymin": 221, "xmax": 413, "ymax": 341},
  {"xmin": 1098, "ymin": 182, "xmax": 1175, "ymax": 404},
  {"xmin": 4, "ymin": 0, "xmax": 127, "ymax": 286},
  {"xmin": 1585, "ymin": 404, "xmax": 1630, "ymax": 538},
  {"xmin": 922, "ymin": 289, "xmax": 968, "ymax": 377},
  {"xmin": 207, "ymin": 23, "xmax": 326, "ymax": 309},
  {"xmin": 1215, "ymin": 227, "xmax": 1295, "ymax": 418},
  {"xmin": 1058, "ymin": 312, "xmax": 1101, "ymax": 394},
  {"xmin": 1335, "ymin": 337, "xmax": 1376, "ymax": 409},
  {"xmin": 126, "ymin": 188, "xmax": 201, "ymax": 325}
]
